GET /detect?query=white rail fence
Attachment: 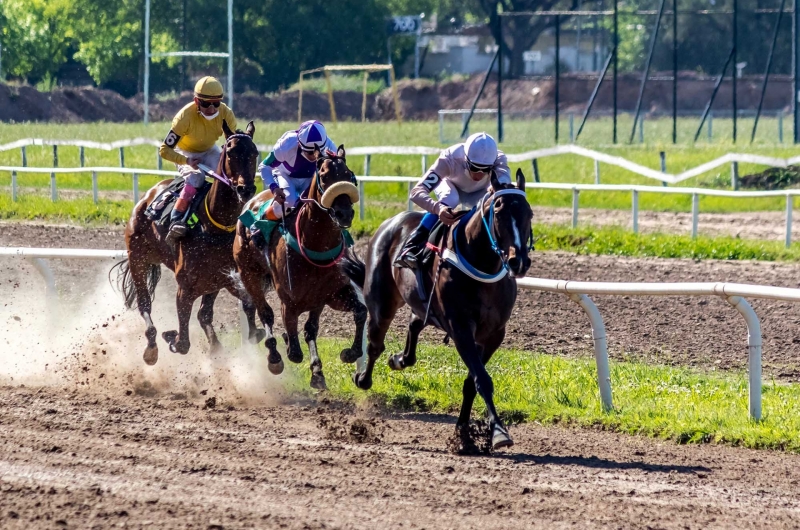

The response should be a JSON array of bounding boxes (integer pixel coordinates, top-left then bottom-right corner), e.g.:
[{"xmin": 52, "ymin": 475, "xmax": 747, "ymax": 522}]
[
  {"xmin": 3, "ymin": 246, "xmax": 800, "ymax": 421},
  {"xmin": 2, "ymin": 165, "xmax": 798, "ymax": 246},
  {"xmin": 3, "ymin": 138, "xmax": 800, "ymax": 187}
]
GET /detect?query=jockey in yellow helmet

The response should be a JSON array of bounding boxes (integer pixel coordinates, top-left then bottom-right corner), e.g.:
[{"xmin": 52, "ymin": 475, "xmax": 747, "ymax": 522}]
[{"xmin": 159, "ymin": 76, "xmax": 237, "ymax": 245}]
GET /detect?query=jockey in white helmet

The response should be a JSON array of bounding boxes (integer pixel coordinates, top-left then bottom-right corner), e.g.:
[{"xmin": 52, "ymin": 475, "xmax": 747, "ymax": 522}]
[
  {"xmin": 395, "ymin": 132, "xmax": 512, "ymax": 269},
  {"xmin": 257, "ymin": 120, "xmax": 337, "ymax": 220}
]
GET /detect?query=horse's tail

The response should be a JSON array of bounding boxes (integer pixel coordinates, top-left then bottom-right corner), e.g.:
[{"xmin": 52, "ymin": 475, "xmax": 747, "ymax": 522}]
[
  {"xmin": 108, "ymin": 259, "xmax": 162, "ymax": 310},
  {"xmin": 340, "ymin": 253, "xmax": 365, "ymax": 290}
]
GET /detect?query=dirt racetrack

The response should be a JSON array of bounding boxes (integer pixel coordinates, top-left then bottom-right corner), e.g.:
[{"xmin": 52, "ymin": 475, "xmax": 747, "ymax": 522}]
[{"xmin": 4, "ymin": 221, "xmax": 800, "ymax": 527}]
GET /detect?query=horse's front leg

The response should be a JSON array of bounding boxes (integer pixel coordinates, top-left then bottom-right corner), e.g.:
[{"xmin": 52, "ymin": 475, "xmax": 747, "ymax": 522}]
[
  {"xmin": 237, "ymin": 269, "xmax": 282, "ymax": 374},
  {"xmin": 281, "ymin": 303, "xmax": 304, "ymax": 364},
  {"xmin": 304, "ymin": 307, "xmax": 326, "ymax": 390},
  {"xmin": 327, "ymin": 284, "xmax": 367, "ymax": 364},
  {"xmin": 449, "ymin": 323, "xmax": 513, "ymax": 450},
  {"xmin": 197, "ymin": 291, "xmax": 222, "ymax": 354},
  {"xmin": 389, "ymin": 315, "xmax": 425, "ymax": 371},
  {"xmin": 163, "ymin": 285, "xmax": 194, "ymax": 355}
]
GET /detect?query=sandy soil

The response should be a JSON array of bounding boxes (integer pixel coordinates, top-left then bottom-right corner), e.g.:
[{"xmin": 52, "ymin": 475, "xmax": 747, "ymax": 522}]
[
  {"xmin": 4, "ymin": 221, "xmax": 800, "ymax": 527},
  {"xmin": 2, "ymin": 385, "xmax": 800, "ymax": 529},
  {"xmin": 536, "ymin": 206, "xmax": 799, "ymax": 241}
]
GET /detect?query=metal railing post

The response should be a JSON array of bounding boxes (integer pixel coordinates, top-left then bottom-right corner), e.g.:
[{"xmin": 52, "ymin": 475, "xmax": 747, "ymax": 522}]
[
  {"xmin": 594, "ymin": 159, "xmax": 600, "ymax": 184},
  {"xmin": 786, "ymin": 194, "xmax": 793, "ymax": 248},
  {"xmin": 11, "ymin": 170, "xmax": 17, "ymax": 202},
  {"xmin": 92, "ymin": 171, "xmax": 98, "ymax": 204},
  {"xmin": 731, "ymin": 161, "xmax": 739, "ymax": 190},
  {"xmin": 21, "ymin": 146, "xmax": 27, "ymax": 167},
  {"xmin": 572, "ymin": 188, "xmax": 580, "ymax": 228},
  {"xmin": 632, "ymin": 189, "xmax": 639, "ymax": 234},
  {"xmin": 359, "ymin": 180, "xmax": 365, "ymax": 221},
  {"xmin": 568, "ymin": 293, "xmax": 613, "ymax": 412},
  {"xmin": 133, "ymin": 172, "xmax": 139, "ymax": 204},
  {"xmin": 532, "ymin": 159, "xmax": 540, "ymax": 183},
  {"xmin": 79, "ymin": 146, "xmax": 85, "ymax": 167},
  {"xmin": 691, "ymin": 193, "xmax": 699, "ymax": 238},
  {"xmin": 725, "ymin": 295, "xmax": 762, "ymax": 421},
  {"xmin": 119, "ymin": 147, "xmax": 125, "ymax": 168},
  {"xmin": 660, "ymin": 151, "xmax": 667, "ymax": 187},
  {"xmin": 407, "ymin": 181, "xmax": 413, "ymax": 211}
]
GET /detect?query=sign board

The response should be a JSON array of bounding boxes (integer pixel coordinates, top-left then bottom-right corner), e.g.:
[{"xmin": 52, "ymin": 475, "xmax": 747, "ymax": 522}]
[
  {"xmin": 387, "ymin": 16, "xmax": 421, "ymax": 35},
  {"xmin": 523, "ymin": 50, "xmax": 542, "ymax": 62}
]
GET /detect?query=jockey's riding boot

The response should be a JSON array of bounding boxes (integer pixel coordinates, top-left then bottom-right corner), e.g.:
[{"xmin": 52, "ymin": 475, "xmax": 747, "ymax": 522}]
[
  {"xmin": 394, "ymin": 225, "xmax": 431, "ymax": 270},
  {"xmin": 165, "ymin": 198, "xmax": 191, "ymax": 249}
]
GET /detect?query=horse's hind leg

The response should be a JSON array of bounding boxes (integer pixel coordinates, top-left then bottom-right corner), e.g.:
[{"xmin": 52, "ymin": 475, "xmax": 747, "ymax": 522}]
[
  {"xmin": 450, "ymin": 326, "xmax": 513, "ymax": 450},
  {"xmin": 326, "ymin": 284, "xmax": 367, "ymax": 364},
  {"xmin": 129, "ymin": 259, "xmax": 159, "ymax": 365},
  {"xmin": 304, "ymin": 307, "xmax": 326, "ymax": 390},
  {"xmin": 389, "ymin": 315, "xmax": 425, "ymax": 371},
  {"xmin": 197, "ymin": 292, "xmax": 222, "ymax": 354}
]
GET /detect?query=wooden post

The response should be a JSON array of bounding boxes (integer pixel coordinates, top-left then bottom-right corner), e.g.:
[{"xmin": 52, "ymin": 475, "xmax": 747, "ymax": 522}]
[
  {"xmin": 361, "ymin": 71, "xmax": 368, "ymax": 123},
  {"xmin": 324, "ymin": 70, "xmax": 337, "ymax": 124},
  {"xmin": 390, "ymin": 66, "xmax": 402, "ymax": 124}
]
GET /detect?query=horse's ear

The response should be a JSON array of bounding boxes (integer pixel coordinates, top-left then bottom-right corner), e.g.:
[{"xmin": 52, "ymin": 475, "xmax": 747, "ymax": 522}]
[
  {"xmin": 516, "ymin": 168, "xmax": 526, "ymax": 191},
  {"xmin": 222, "ymin": 120, "xmax": 234, "ymax": 139},
  {"xmin": 490, "ymin": 169, "xmax": 501, "ymax": 192},
  {"xmin": 337, "ymin": 144, "xmax": 346, "ymax": 159},
  {"xmin": 245, "ymin": 121, "xmax": 255, "ymax": 138}
]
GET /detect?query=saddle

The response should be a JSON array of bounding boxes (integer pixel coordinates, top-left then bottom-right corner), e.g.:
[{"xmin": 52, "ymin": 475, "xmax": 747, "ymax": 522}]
[
  {"xmin": 145, "ymin": 178, "xmax": 210, "ymax": 232},
  {"xmin": 413, "ymin": 210, "xmax": 472, "ymax": 302}
]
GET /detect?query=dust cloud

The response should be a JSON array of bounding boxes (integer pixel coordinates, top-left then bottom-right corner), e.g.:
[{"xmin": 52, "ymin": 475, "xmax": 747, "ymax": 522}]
[{"xmin": 0, "ymin": 259, "xmax": 290, "ymax": 406}]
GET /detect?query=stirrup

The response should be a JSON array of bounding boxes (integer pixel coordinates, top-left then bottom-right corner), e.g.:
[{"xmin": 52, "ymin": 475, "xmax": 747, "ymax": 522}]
[
  {"xmin": 165, "ymin": 222, "xmax": 188, "ymax": 248},
  {"xmin": 394, "ymin": 248, "xmax": 421, "ymax": 270}
]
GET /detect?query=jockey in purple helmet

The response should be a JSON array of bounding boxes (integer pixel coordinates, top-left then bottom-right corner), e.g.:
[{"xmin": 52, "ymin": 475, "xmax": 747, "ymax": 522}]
[{"xmin": 257, "ymin": 120, "xmax": 336, "ymax": 220}]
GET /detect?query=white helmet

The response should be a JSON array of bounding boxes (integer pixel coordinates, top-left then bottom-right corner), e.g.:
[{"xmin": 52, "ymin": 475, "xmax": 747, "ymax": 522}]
[
  {"xmin": 464, "ymin": 132, "xmax": 498, "ymax": 169},
  {"xmin": 297, "ymin": 120, "xmax": 328, "ymax": 151}
]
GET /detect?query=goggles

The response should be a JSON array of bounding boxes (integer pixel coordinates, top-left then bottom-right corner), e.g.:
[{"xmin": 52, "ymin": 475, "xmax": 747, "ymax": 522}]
[{"xmin": 197, "ymin": 99, "xmax": 221, "ymax": 109}]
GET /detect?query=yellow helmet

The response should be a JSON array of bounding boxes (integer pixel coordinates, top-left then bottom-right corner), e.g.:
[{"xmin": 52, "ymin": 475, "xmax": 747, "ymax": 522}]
[{"xmin": 194, "ymin": 76, "xmax": 224, "ymax": 100}]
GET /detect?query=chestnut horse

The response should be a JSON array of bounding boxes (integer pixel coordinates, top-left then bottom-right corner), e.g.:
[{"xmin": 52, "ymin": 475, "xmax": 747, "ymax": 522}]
[
  {"xmin": 112, "ymin": 121, "xmax": 261, "ymax": 365},
  {"xmin": 342, "ymin": 170, "xmax": 533, "ymax": 450},
  {"xmin": 233, "ymin": 146, "xmax": 366, "ymax": 390}
]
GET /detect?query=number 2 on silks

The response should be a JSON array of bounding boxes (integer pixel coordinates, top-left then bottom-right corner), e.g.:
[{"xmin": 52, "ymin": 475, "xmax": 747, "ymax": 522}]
[{"xmin": 421, "ymin": 173, "xmax": 440, "ymax": 191}]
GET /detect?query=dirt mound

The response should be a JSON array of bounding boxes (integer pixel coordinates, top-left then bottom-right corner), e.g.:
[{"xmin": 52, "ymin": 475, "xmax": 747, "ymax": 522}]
[
  {"xmin": 2, "ymin": 72, "xmax": 793, "ymax": 123},
  {"xmin": 740, "ymin": 166, "xmax": 800, "ymax": 190}
]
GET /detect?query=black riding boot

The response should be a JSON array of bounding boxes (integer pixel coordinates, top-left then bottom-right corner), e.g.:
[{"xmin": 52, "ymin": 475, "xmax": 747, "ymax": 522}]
[{"xmin": 394, "ymin": 225, "xmax": 431, "ymax": 270}]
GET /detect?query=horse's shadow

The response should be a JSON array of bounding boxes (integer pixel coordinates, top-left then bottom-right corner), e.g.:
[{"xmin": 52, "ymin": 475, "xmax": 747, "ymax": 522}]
[{"xmin": 385, "ymin": 412, "xmax": 711, "ymax": 475}]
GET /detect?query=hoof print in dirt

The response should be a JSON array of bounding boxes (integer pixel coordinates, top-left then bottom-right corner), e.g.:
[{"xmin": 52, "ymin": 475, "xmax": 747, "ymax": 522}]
[
  {"xmin": 317, "ymin": 410, "xmax": 384, "ymax": 444},
  {"xmin": 447, "ymin": 421, "xmax": 494, "ymax": 456}
]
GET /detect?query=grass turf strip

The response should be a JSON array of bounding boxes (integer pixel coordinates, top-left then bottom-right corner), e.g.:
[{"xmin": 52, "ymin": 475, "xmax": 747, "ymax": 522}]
[{"xmin": 288, "ymin": 338, "xmax": 800, "ymax": 452}]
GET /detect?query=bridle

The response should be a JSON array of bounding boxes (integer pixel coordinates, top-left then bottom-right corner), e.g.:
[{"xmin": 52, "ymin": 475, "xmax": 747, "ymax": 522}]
[
  {"xmin": 200, "ymin": 133, "xmax": 257, "ymax": 201},
  {"xmin": 297, "ymin": 153, "xmax": 357, "ymax": 221},
  {"xmin": 478, "ymin": 188, "xmax": 535, "ymax": 265}
]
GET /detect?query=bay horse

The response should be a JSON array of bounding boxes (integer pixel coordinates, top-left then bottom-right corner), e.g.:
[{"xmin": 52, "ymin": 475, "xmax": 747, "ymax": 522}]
[
  {"xmin": 342, "ymin": 169, "xmax": 533, "ymax": 450},
  {"xmin": 233, "ymin": 146, "xmax": 366, "ymax": 390},
  {"xmin": 112, "ymin": 121, "xmax": 261, "ymax": 365}
]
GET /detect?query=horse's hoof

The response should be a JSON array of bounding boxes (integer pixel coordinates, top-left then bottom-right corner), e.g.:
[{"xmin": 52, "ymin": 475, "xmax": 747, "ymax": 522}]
[
  {"xmin": 388, "ymin": 354, "xmax": 405, "ymax": 371},
  {"xmin": 143, "ymin": 345, "xmax": 158, "ymax": 366},
  {"xmin": 339, "ymin": 348, "xmax": 361, "ymax": 364},
  {"xmin": 169, "ymin": 341, "xmax": 190, "ymax": 355},
  {"xmin": 162, "ymin": 330, "xmax": 178, "ymax": 344},
  {"xmin": 268, "ymin": 359, "xmax": 284, "ymax": 375},
  {"xmin": 352, "ymin": 371, "xmax": 372, "ymax": 391},
  {"xmin": 491, "ymin": 426, "xmax": 514, "ymax": 450},
  {"xmin": 250, "ymin": 328, "xmax": 267, "ymax": 344},
  {"xmin": 209, "ymin": 342, "xmax": 224, "ymax": 355},
  {"xmin": 281, "ymin": 332, "xmax": 289, "ymax": 344},
  {"xmin": 310, "ymin": 372, "xmax": 328, "ymax": 390},
  {"xmin": 286, "ymin": 348, "xmax": 303, "ymax": 364}
]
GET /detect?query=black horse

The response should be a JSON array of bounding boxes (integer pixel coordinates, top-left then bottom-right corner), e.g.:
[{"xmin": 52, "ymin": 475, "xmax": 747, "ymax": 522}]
[{"xmin": 342, "ymin": 169, "xmax": 533, "ymax": 450}]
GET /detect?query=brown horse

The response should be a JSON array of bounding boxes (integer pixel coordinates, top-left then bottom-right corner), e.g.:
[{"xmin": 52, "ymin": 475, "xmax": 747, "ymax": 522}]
[
  {"xmin": 342, "ymin": 169, "xmax": 533, "ymax": 450},
  {"xmin": 233, "ymin": 146, "xmax": 366, "ymax": 389},
  {"xmin": 112, "ymin": 121, "xmax": 261, "ymax": 365}
]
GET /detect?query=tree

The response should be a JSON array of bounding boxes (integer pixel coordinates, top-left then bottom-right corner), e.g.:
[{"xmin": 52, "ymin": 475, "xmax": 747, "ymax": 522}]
[
  {"xmin": 0, "ymin": 0, "xmax": 77, "ymax": 85},
  {"xmin": 476, "ymin": 0, "xmax": 597, "ymax": 78}
]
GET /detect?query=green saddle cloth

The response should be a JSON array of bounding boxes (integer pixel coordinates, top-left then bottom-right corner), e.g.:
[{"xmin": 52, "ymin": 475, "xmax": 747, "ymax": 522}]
[{"xmin": 238, "ymin": 199, "xmax": 354, "ymax": 262}]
